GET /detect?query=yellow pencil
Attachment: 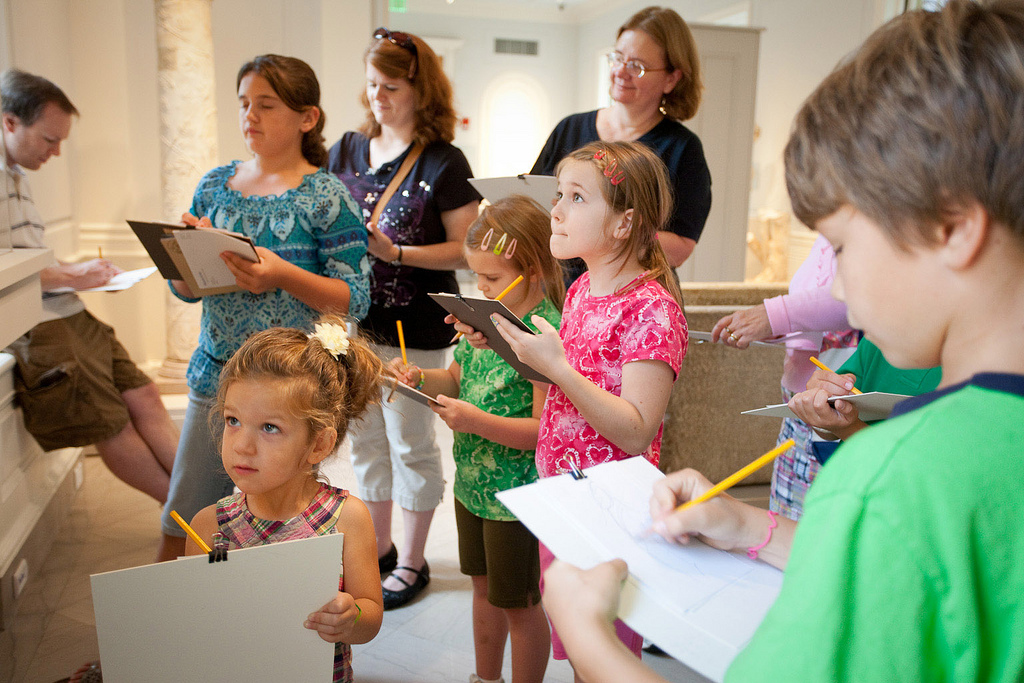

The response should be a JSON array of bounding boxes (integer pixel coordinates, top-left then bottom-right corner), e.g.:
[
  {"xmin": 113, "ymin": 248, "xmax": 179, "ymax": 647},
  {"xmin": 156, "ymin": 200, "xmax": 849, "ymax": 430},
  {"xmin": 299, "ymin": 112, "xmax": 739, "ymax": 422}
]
[
  {"xmin": 809, "ymin": 356, "xmax": 862, "ymax": 394},
  {"xmin": 450, "ymin": 274, "xmax": 525, "ymax": 343},
  {"xmin": 396, "ymin": 320, "xmax": 408, "ymax": 367},
  {"xmin": 170, "ymin": 510, "xmax": 212, "ymax": 553},
  {"xmin": 98, "ymin": 246, "xmax": 103, "ymax": 259},
  {"xmin": 674, "ymin": 439, "xmax": 795, "ymax": 512}
]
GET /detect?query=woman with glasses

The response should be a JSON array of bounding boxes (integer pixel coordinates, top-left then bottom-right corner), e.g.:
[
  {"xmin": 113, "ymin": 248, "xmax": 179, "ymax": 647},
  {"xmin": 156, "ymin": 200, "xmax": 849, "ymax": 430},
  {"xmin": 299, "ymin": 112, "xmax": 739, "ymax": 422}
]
[
  {"xmin": 327, "ymin": 28, "xmax": 481, "ymax": 610},
  {"xmin": 531, "ymin": 6, "xmax": 711, "ymax": 285}
]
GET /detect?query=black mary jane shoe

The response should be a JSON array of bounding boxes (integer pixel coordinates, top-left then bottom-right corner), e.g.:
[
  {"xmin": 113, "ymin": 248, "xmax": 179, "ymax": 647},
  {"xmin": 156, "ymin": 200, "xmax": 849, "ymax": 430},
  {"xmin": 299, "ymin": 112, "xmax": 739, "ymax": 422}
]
[
  {"xmin": 378, "ymin": 544, "xmax": 398, "ymax": 574},
  {"xmin": 382, "ymin": 562, "xmax": 430, "ymax": 610}
]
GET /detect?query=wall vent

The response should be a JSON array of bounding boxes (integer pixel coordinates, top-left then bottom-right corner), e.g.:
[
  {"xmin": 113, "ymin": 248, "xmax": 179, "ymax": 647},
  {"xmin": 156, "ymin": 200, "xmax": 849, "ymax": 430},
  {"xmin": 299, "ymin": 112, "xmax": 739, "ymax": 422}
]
[{"xmin": 495, "ymin": 38, "xmax": 539, "ymax": 56}]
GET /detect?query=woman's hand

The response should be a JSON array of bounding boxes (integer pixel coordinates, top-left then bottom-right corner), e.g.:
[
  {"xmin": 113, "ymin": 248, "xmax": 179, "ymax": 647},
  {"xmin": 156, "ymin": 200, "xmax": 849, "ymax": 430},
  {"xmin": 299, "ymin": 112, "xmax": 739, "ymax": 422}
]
[
  {"xmin": 491, "ymin": 314, "xmax": 568, "ymax": 381},
  {"xmin": 221, "ymin": 246, "xmax": 289, "ymax": 294},
  {"xmin": 430, "ymin": 394, "xmax": 486, "ymax": 433},
  {"xmin": 445, "ymin": 314, "xmax": 490, "ymax": 350},
  {"xmin": 304, "ymin": 592, "xmax": 361, "ymax": 644},
  {"xmin": 365, "ymin": 223, "xmax": 399, "ymax": 262},
  {"xmin": 712, "ymin": 304, "xmax": 773, "ymax": 349}
]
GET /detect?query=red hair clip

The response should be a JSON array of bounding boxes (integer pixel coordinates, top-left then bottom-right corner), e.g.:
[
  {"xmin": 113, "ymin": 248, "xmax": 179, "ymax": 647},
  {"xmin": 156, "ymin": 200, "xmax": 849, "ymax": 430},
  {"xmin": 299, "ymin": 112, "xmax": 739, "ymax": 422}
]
[{"xmin": 593, "ymin": 150, "xmax": 625, "ymax": 185}]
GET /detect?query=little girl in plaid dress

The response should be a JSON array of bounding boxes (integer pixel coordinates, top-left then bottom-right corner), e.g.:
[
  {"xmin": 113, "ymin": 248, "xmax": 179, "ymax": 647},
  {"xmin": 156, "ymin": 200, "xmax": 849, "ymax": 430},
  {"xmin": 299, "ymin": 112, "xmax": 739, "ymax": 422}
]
[{"xmin": 185, "ymin": 314, "xmax": 386, "ymax": 682}]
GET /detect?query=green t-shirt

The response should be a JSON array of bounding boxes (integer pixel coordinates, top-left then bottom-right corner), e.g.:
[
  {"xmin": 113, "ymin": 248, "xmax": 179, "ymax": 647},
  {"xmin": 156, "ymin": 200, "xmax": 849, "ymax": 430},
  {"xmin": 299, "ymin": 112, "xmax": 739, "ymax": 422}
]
[
  {"xmin": 728, "ymin": 375, "xmax": 1024, "ymax": 682},
  {"xmin": 838, "ymin": 338, "xmax": 941, "ymax": 400},
  {"xmin": 452, "ymin": 297, "xmax": 561, "ymax": 521}
]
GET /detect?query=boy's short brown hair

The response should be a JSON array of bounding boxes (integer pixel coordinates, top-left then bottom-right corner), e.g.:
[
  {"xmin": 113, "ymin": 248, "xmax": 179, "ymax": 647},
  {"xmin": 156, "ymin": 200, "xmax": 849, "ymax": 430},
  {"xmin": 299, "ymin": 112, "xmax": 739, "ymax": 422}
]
[{"xmin": 785, "ymin": 0, "xmax": 1024, "ymax": 248}]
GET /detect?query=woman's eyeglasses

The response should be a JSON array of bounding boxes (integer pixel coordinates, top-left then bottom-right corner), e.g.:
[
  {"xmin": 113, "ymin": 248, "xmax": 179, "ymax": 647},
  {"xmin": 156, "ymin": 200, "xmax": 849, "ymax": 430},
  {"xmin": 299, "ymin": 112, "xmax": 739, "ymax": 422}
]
[
  {"xmin": 374, "ymin": 27, "xmax": 418, "ymax": 59},
  {"xmin": 606, "ymin": 51, "xmax": 669, "ymax": 79}
]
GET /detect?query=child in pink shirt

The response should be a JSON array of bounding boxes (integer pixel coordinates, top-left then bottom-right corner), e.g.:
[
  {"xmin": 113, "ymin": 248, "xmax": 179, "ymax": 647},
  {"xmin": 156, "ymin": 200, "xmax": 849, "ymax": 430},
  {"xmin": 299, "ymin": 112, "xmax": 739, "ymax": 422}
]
[{"xmin": 492, "ymin": 141, "xmax": 686, "ymax": 675}]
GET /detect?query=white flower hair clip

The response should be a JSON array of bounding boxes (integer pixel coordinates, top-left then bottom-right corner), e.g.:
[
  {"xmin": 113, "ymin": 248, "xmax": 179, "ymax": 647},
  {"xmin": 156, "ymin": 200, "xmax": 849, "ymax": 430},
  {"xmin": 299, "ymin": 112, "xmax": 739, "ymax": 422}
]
[{"xmin": 310, "ymin": 322, "xmax": 350, "ymax": 359}]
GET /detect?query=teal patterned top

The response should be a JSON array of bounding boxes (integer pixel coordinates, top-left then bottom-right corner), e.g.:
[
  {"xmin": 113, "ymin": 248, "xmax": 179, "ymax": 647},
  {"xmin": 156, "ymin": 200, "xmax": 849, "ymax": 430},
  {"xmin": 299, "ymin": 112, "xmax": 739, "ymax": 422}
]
[
  {"xmin": 172, "ymin": 162, "xmax": 371, "ymax": 396},
  {"xmin": 452, "ymin": 297, "xmax": 562, "ymax": 520}
]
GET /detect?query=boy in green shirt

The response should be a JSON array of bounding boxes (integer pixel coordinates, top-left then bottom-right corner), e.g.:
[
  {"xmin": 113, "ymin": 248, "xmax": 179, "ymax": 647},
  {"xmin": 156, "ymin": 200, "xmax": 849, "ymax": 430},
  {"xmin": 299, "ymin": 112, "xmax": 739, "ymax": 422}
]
[{"xmin": 540, "ymin": 2, "xmax": 1024, "ymax": 681}]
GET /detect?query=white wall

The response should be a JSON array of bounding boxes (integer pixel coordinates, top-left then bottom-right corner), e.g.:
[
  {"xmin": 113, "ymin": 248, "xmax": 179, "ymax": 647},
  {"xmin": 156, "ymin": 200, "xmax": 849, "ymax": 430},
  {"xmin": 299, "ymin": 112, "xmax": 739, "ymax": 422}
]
[
  {"xmin": 402, "ymin": 0, "xmax": 888, "ymax": 224},
  {"xmin": 747, "ymin": 0, "xmax": 882, "ymax": 219},
  {"xmin": 391, "ymin": 11, "xmax": 579, "ymax": 176}
]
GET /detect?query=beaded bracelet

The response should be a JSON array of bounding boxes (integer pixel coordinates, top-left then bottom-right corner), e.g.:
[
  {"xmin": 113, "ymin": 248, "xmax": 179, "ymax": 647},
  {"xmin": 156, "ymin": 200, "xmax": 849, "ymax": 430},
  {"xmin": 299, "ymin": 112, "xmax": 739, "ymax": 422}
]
[
  {"xmin": 416, "ymin": 369, "xmax": 426, "ymax": 390},
  {"xmin": 747, "ymin": 510, "xmax": 778, "ymax": 560}
]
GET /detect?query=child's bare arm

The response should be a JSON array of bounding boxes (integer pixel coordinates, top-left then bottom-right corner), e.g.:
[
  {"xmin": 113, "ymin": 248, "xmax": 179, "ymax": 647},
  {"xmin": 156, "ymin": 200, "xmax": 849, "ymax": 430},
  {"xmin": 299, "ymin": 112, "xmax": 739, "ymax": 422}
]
[
  {"xmin": 543, "ymin": 560, "xmax": 670, "ymax": 683},
  {"xmin": 304, "ymin": 497, "xmax": 383, "ymax": 644},
  {"xmin": 431, "ymin": 382, "xmax": 545, "ymax": 450},
  {"xmin": 184, "ymin": 506, "xmax": 218, "ymax": 556},
  {"xmin": 493, "ymin": 313, "xmax": 673, "ymax": 454}
]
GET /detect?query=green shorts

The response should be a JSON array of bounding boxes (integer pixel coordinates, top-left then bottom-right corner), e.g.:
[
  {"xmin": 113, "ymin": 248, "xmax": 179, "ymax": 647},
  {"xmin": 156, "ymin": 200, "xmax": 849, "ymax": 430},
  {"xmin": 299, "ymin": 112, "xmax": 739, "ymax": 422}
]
[
  {"xmin": 8, "ymin": 310, "xmax": 152, "ymax": 450},
  {"xmin": 455, "ymin": 497, "xmax": 541, "ymax": 609}
]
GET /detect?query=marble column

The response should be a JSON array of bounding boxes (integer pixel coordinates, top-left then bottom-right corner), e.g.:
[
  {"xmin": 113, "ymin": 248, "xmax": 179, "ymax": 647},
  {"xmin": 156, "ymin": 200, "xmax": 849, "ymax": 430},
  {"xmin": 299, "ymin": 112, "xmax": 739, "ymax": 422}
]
[{"xmin": 153, "ymin": 0, "xmax": 217, "ymax": 391}]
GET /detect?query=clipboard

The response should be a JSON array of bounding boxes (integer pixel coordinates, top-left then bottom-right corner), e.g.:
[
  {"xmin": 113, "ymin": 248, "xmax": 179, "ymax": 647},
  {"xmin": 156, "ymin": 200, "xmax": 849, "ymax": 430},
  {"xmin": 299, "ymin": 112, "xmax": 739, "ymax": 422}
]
[
  {"xmin": 126, "ymin": 220, "xmax": 259, "ymax": 296},
  {"xmin": 126, "ymin": 220, "xmax": 185, "ymax": 279},
  {"xmin": 428, "ymin": 292, "xmax": 553, "ymax": 384},
  {"xmin": 497, "ymin": 457, "xmax": 783, "ymax": 682},
  {"xmin": 742, "ymin": 391, "xmax": 909, "ymax": 422},
  {"xmin": 468, "ymin": 175, "xmax": 557, "ymax": 208},
  {"xmin": 90, "ymin": 533, "xmax": 344, "ymax": 683},
  {"xmin": 384, "ymin": 373, "xmax": 440, "ymax": 407}
]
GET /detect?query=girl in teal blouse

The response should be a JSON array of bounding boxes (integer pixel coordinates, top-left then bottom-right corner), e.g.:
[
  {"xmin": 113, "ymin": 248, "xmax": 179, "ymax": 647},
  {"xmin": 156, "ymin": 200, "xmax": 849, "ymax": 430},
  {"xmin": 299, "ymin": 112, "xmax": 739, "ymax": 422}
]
[{"xmin": 157, "ymin": 54, "xmax": 370, "ymax": 561}]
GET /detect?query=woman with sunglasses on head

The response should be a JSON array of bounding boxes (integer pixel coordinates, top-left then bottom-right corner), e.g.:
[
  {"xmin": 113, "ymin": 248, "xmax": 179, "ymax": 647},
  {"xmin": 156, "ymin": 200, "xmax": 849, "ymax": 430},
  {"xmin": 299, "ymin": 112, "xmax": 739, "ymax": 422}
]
[
  {"xmin": 531, "ymin": 6, "xmax": 711, "ymax": 286},
  {"xmin": 327, "ymin": 28, "xmax": 481, "ymax": 610}
]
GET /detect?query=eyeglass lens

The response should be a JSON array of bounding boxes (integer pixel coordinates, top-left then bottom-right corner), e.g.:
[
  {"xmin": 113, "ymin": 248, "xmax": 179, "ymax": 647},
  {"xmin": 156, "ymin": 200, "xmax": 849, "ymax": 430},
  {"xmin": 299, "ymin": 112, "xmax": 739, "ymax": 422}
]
[{"xmin": 607, "ymin": 52, "xmax": 645, "ymax": 78}]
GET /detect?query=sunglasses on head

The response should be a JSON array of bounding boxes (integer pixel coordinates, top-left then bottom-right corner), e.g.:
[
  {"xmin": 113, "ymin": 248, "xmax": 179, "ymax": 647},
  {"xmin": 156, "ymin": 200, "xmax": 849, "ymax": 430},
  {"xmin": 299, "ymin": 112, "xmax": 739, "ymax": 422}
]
[{"xmin": 373, "ymin": 27, "xmax": 418, "ymax": 56}]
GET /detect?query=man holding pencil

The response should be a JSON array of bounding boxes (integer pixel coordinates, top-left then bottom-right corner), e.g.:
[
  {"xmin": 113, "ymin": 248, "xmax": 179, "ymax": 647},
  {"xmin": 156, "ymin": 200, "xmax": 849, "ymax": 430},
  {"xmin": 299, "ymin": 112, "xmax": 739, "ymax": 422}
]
[{"xmin": 2, "ymin": 69, "xmax": 180, "ymax": 560}]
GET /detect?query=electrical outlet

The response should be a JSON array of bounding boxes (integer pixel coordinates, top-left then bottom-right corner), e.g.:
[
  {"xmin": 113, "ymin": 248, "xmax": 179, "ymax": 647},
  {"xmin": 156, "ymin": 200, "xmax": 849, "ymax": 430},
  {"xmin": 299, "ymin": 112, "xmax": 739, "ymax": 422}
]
[
  {"xmin": 12, "ymin": 559, "xmax": 28, "ymax": 600},
  {"xmin": 74, "ymin": 460, "xmax": 84, "ymax": 490}
]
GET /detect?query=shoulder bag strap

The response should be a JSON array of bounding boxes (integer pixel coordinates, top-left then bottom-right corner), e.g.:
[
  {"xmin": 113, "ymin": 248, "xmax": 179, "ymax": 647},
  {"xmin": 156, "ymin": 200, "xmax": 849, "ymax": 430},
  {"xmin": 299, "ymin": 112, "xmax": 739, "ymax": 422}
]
[{"xmin": 367, "ymin": 141, "xmax": 425, "ymax": 231}]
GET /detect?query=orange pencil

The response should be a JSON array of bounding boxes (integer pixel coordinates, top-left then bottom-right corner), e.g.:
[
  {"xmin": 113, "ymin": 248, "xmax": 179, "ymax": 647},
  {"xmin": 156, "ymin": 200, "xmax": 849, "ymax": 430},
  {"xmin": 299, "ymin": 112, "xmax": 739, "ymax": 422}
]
[
  {"xmin": 450, "ymin": 274, "xmax": 524, "ymax": 344},
  {"xmin": 170, "ymin": 510, "xmax": 211, "ymax": 553},
  {"xmin": 675, "ymin": 439, "xmax": 795, "ymax": 512},
  {"xmin": 396, "ymin": 320, "xmax": 408, "ymax": 366}
]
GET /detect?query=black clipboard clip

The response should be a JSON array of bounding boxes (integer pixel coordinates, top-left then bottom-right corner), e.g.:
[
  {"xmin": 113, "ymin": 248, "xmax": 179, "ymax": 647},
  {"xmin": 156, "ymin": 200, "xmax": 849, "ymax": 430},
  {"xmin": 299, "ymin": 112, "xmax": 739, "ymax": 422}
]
[
  {"xmin": 568, "ymin": 460, "xmax": 587, "ymax": 481},
  {"xmin": 208, "ymin": 532, "xmax": 229, "ymax": 563},
  {"xmin": 454, "ymin": 291, "xmax": 476, "ymax": 312}
]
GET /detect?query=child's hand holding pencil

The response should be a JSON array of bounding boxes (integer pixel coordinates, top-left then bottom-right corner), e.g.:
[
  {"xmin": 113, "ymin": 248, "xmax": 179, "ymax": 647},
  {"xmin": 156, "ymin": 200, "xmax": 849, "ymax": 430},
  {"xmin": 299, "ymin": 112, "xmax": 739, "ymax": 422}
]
[{"xmin": 647, "ymin": 440, "xmax": 796, "ymax": 570}]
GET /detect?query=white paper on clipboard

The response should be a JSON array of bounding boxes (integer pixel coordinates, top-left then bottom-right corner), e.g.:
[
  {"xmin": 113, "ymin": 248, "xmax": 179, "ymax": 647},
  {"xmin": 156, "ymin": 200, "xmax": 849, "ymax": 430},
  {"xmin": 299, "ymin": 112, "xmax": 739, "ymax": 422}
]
[{"xmin": 469, "ymin": 175, "xmax": 557, "ymax": 208}]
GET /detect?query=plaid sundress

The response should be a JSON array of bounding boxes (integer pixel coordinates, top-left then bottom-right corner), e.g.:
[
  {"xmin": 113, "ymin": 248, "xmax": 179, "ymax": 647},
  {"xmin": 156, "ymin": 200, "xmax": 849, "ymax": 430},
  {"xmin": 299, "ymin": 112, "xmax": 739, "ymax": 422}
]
[{"xmin": 216, "ymin": 483, "xmax": 352, "ymax": 682}]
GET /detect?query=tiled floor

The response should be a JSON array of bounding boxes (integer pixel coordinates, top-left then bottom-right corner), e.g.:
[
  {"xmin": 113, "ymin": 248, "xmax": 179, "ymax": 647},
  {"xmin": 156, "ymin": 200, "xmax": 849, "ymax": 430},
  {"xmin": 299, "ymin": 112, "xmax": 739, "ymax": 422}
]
[{"xmin": 18, "ymin": 412, "xmax": 719, "ymax": 683}]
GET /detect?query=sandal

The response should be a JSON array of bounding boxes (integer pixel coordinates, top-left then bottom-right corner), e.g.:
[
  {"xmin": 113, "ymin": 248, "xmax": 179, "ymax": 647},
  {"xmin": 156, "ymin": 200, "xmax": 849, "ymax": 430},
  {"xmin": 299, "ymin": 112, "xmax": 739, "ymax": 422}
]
[{"xmin": 382, "ymin": 562, "xmax": 429, "ymax": 610}]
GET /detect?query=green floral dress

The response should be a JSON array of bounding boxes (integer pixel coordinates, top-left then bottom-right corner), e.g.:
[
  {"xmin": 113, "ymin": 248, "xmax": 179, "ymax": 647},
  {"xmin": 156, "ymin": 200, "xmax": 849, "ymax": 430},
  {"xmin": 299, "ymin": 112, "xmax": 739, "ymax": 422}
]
[{"xmin": 452, "ymin": 297, "xmax": 561, "ymax": 520}]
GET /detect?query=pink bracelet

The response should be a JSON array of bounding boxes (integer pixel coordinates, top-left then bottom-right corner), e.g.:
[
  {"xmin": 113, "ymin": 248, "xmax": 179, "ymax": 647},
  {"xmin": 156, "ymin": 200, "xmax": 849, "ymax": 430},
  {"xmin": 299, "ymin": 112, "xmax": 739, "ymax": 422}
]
[{"xmin": 747, "ymin": 510, "xmax": 778, "ymax": 560}]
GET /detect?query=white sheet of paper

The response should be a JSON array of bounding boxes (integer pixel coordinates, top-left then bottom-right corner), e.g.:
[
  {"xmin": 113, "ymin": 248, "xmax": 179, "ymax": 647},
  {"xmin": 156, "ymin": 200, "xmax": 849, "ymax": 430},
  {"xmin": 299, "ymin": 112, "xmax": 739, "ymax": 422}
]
[
  {"xmin": 47, "ymin": 266, "xmax": 160, "ymax": 294},
  {"xmin": 742, "ymin": 391, "xmax": 910, "ymax": 422},
  {"xmin": 172, "ymin": 229, "xmax": 258, "ymax": 289},
  {"xmin": 91, "ymin": 533, "xmax": 343, "ymax": 683},
  {"xmin": 497, "ymin": 458, "xmax": 783, "ymax": 682},
  {"xmin": 469, "ymin": 175, "xmax": 557, "ymax": 208},
  {"xmin": 77, "ymin": 266, "xmax": 159, "ymax": 292}
]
